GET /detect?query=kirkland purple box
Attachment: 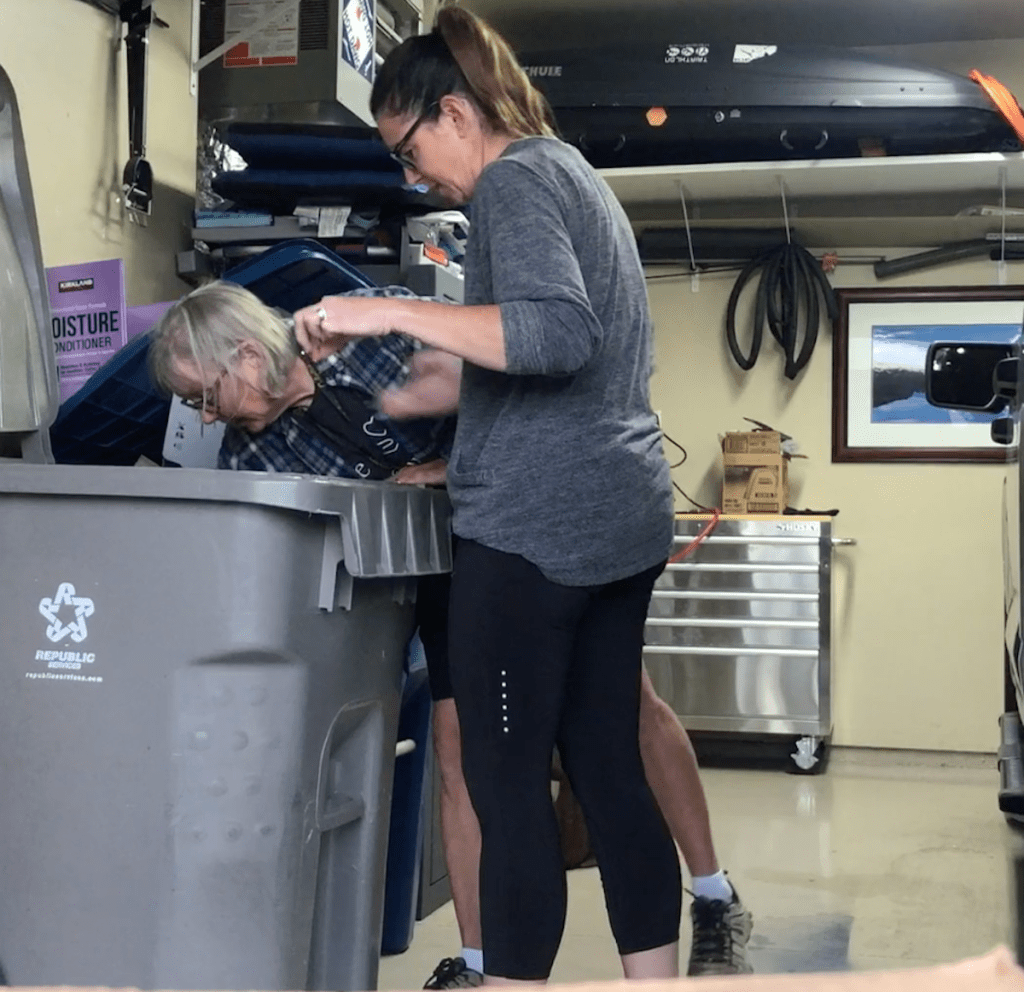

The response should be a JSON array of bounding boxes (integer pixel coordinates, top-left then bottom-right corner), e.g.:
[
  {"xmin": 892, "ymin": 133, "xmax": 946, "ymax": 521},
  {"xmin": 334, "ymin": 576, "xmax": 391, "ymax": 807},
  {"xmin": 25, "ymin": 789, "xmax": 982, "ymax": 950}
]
[{"xmin": 45, "ymin": 258, "xmax": 128, "ymax": 403}]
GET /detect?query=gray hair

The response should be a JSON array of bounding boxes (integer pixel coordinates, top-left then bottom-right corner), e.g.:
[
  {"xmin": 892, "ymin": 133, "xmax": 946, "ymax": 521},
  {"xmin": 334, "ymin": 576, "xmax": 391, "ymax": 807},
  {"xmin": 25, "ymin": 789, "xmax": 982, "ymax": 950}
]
[{"xmin": 148, "ymin": 281, "xmax": 297, "ymax": 399}]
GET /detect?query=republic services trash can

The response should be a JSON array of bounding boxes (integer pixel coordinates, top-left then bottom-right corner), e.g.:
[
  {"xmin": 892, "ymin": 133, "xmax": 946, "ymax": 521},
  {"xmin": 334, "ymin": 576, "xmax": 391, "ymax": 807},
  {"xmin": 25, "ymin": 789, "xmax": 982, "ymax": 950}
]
[
  {"xmin": 0, "ymin": 63, "xmax": 453, "ymax": 992},
  {"xmin": 0, "ymin": 465, "xmax": 452, "ymax": 992}
]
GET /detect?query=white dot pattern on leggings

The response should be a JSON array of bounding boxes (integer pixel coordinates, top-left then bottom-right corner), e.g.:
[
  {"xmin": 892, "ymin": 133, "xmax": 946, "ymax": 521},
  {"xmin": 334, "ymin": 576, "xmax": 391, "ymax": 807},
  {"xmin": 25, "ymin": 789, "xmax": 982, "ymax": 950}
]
[{"xmin": 501, "ymin": 670, "xmax": 509, "ymax": 733}]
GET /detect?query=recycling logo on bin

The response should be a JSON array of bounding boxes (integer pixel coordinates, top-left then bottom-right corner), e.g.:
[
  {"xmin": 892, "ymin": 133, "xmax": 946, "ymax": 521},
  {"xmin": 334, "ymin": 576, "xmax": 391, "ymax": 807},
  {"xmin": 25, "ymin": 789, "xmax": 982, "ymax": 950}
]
[
  {"xmin": 39, "ymin": 583, "xmax": 94, "ymax": 643},
  {"xmin": 25, "ymin": 583, "xmax": 103, "ymax": 683}
]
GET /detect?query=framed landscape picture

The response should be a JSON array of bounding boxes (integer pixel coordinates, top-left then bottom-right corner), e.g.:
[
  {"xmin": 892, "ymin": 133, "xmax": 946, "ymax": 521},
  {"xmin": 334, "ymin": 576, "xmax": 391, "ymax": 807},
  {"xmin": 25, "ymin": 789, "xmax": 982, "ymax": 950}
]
[{"xmin": 832, "ymin": 286, "xmax": 1024, "ymax": 462}]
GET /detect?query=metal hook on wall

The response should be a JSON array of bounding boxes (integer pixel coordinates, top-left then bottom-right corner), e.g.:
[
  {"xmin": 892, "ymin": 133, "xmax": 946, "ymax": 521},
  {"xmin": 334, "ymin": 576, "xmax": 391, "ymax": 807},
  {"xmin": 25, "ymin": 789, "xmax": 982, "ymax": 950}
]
[
  {"xmin": 778, "ymin": 176, "xmax": 792, "ymax": 245},
  {"xmin": 678, "ymin": 183, "xmax": 700, "ymax": 292}
]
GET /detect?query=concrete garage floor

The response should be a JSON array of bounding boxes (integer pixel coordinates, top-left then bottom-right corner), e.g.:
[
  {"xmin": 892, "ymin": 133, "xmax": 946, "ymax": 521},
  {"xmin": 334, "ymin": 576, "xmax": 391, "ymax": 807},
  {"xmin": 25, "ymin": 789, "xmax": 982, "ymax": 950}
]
[{"xmin": 379, "ymin": 749, "xmax": 1018, "ymax": 988}]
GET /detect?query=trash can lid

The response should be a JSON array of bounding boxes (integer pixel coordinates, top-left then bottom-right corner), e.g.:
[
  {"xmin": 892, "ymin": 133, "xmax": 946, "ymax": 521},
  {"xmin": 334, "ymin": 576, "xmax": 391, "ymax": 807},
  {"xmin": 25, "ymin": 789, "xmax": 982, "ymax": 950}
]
[{"xmin": 0, "ymin": 462, "xmax": 453, "ymax": 578}]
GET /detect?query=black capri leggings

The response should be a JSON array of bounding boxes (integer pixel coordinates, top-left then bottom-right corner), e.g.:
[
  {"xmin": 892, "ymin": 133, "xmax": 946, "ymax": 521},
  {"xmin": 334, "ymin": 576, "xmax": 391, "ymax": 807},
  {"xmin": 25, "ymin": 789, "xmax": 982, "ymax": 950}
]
[{"xmin": 448, "ymin": 539, "xmax": 682, "ymax": 980}]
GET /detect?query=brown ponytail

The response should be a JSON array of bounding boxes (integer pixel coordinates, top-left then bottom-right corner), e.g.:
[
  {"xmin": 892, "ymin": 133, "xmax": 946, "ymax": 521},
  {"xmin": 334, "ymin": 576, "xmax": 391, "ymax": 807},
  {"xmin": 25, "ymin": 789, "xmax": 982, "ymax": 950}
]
[
  {"xmin": 434, "ymin": 6, "xmax": 556, "ymax": 138},
  {"xmin": 370, "ymin": 4, "xmax": 557, "ymax": 139}
]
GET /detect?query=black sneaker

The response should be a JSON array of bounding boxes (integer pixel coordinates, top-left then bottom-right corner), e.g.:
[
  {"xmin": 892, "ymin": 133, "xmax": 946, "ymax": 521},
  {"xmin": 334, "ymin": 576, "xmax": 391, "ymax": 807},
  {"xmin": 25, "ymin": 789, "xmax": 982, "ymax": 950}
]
[
  {"xmin": 423, "ymin": 957, "xmax": 484, "ymax": 990},
  {"xmin": 687, "ymin": 891, "xmax": 754, "ymax": 976}
]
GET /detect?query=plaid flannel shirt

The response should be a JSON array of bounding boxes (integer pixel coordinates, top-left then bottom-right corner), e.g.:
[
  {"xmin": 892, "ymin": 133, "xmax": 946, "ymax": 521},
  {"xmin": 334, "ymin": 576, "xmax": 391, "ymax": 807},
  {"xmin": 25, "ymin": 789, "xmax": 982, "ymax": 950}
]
[{"xmin": 218, "ymin": 285, "xmax": 455, "ymax": 478}]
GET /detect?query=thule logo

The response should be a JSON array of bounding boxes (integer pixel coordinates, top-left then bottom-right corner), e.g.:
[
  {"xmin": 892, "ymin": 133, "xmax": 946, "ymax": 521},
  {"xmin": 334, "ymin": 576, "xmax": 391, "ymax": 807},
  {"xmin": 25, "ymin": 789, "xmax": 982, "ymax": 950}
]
[{"xmin": 523, "ymin": 65, "xmax": 563, "ymax": 78}]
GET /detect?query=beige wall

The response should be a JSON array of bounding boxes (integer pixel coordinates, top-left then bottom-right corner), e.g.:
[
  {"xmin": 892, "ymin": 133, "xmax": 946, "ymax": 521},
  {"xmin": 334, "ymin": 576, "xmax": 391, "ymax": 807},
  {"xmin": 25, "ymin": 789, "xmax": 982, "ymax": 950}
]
[
  {"xmin": 649, "ymin": 262, "xmax": 1011, "ymax": 755},
  {"xmin": 0, "ymin": 0, "xmax": 196, "ymax": 306}
]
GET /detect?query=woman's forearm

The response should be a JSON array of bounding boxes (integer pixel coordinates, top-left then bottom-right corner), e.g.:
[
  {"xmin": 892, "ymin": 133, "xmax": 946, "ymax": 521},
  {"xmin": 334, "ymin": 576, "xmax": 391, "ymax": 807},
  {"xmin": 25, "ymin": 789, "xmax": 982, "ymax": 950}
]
[{"xmin": 388, "ymin": 299, "xmax": 507, "ymax": 371}]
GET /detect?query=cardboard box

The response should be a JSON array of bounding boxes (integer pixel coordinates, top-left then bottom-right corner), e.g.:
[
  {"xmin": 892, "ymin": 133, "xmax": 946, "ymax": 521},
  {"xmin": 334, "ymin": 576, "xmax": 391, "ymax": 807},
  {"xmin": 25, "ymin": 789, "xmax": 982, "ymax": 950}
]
[{"xmin": 722, "ymin": 431, "xmax": 790, "ymax": 514}]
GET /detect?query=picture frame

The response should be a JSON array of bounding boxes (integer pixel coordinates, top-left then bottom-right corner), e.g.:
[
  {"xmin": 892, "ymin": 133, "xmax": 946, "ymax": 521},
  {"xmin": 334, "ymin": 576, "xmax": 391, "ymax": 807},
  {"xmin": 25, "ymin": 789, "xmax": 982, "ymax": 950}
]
[{"xmin": 832, "ymin": 286, "xmax": 1024, "ymax": 463}]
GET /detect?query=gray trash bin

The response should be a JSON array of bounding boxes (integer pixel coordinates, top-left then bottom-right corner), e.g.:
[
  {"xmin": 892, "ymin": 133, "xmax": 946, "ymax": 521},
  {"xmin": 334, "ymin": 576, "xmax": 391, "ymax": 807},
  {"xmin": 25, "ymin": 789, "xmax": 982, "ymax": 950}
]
[
  {"xmin": 0, "ymin": 466, "xmax": 452, "ymax": 991},
  {"xmin": 0, "ymin": 62, "xmax": 453, "ymax": 992}
]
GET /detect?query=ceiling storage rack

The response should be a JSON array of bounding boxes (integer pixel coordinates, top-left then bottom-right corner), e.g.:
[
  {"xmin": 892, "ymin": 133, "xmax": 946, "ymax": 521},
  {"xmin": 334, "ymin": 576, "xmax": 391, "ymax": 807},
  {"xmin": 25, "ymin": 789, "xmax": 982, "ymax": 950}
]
[{"xmin": 599, "ymin": 150, "xmax": 1024, "ymax": 249}]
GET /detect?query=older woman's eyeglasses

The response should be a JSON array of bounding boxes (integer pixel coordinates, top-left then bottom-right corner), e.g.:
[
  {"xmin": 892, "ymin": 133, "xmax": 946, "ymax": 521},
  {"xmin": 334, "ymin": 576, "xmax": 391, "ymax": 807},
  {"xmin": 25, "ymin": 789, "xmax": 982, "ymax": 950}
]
[
  {"xmin": 389, "ymin": 103, "xmax": 439, "ymax": 171},
  {"xmin": 180, "ymin": 368, "xmax": 227, "ymax": 414}
]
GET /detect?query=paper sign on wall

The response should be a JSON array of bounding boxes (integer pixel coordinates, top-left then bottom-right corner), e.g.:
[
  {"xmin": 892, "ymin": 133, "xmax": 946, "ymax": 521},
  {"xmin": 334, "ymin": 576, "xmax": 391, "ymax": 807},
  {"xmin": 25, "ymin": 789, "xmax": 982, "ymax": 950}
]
[
  {"xmin": 224, "ymin": 0, "xmax": 299, "ymax": 68},
  {"xmin": 342, "ymin": 0, "xmax": 376, "ymax": 82}
]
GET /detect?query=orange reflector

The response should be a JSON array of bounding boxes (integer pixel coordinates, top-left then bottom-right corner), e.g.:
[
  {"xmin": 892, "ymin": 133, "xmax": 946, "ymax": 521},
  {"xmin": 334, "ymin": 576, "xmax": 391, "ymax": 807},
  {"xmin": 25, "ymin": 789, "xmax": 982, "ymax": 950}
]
[
  {"xmin": 423, "ymin": 243, "xmax": 449, "ymax": 267},
  {"xmin": 646, "ymin": 106, "xmax": 668, "ymax": 127}
]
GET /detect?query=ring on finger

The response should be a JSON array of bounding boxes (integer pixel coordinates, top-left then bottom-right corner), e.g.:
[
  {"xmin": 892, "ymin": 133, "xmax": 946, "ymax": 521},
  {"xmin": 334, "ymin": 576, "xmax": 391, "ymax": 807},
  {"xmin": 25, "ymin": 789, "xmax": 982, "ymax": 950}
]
[{"xmin": 316, "ymin": 307, "xmax": 327, "ymax": 322}]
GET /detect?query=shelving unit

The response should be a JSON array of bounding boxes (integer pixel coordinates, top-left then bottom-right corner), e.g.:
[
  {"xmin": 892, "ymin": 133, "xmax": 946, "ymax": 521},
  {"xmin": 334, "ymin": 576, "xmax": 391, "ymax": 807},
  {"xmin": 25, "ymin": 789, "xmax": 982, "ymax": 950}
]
[{"xmin": 600, "ymin": 151, "xmax": 1024, "ymax": 248}]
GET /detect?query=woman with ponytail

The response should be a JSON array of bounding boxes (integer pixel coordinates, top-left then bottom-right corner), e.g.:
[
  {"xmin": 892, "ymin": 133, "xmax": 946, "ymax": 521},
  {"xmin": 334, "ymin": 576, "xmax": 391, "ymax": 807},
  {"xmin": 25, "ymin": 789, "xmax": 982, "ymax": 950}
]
[{"xmin": 295, "ymin": 6, "xmax": 748, "ymax": 984}]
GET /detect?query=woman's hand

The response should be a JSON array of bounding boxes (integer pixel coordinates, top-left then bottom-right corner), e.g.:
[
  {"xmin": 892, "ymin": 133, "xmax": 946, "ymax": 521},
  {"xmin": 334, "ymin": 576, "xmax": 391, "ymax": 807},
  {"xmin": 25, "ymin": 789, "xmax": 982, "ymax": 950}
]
[
  {"xmin": 293, "ymin": 295, "xmax": 397, "ymax": 361},
  {"xmin": 392, "ymin": 459, "xmax": 448, "ymax": 486},
  {"xmin": 381, "ymin": 349, "xmax": 463, "ymax": 419}
]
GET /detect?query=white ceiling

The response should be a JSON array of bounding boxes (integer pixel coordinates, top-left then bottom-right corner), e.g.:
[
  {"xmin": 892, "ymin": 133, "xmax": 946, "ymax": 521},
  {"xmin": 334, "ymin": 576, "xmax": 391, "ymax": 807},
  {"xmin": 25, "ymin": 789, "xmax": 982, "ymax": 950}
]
[{"xmin": 461, "ymin": 0, "xmax": 1024, "ymax": 50}]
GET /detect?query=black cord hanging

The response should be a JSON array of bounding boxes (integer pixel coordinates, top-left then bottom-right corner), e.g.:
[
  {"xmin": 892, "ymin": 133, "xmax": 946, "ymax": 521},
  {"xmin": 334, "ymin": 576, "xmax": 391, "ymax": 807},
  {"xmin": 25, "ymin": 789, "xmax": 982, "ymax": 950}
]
[{"xmin": 725, "ymin": 242, "xmax": 839, "ymax": 380}]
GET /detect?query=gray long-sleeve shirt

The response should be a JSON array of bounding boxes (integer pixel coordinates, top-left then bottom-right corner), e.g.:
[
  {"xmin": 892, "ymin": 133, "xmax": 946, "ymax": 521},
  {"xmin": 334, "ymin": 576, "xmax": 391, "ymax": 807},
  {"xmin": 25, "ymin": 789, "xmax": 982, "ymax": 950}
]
[{"xmin": 449, "ymin": 136, "xmax": 673, "ymax": 586}]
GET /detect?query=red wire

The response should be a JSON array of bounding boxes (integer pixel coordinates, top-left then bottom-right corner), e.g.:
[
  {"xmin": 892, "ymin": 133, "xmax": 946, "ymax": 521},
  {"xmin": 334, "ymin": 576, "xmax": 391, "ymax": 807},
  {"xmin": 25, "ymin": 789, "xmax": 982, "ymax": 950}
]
[
  {"xmin": 970, "ymin": 69, "xmax": 1024, "ymax": 145},
  {"xmin": 669, "ymin": 508, "xmax": 721, "ymax": 563}
]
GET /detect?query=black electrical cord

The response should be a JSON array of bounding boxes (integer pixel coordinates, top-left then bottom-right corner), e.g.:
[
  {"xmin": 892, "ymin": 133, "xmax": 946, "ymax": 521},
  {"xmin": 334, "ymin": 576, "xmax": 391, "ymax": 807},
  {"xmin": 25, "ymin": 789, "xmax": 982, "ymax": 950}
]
[
  {"xmin": 725, "ymin": 242, "xmax": 839, "ymax": 380},
  {"xmin": 662, "ymin": 430, "xmax": 716, "ymax": 513}
]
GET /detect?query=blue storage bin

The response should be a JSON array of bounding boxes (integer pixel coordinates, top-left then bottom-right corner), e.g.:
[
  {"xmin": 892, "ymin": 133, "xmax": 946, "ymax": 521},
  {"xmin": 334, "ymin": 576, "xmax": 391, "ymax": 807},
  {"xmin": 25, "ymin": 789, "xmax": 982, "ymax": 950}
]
[
  {"xmin": 49, "ymin": 333, "xmax": 169, "ymax": 466},
  {"xmin": 223, "ymin": 238, "xmax": 377, "ymax": 308}
]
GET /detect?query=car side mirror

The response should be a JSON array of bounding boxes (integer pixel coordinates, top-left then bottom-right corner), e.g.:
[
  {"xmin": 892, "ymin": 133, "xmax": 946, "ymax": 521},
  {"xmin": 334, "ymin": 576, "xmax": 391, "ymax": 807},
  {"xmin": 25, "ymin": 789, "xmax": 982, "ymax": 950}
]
[{"xmin": 926, "ymin": 341, "xmax": 1014, "ymax": 412}]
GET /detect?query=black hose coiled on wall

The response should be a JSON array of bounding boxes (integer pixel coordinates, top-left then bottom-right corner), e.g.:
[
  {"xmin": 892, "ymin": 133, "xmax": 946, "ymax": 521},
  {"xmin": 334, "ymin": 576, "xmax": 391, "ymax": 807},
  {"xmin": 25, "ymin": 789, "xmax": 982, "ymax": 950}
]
[{"xmin": 725, "ymin": 243, "xmax": 839, "ymax": 380}]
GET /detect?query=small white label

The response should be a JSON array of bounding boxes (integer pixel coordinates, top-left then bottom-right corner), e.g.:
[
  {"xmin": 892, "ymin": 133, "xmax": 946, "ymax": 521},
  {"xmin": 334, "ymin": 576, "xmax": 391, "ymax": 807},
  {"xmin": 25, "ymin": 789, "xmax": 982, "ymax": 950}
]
[
  {"xmin": 733, "ymin": 45, "xmax": 778, "ymax": 64},
  {"xmin": 665, "ymin": 44, "xmax": 710, "ymax": 65},
  {"xmin": 162, "ymin": 399, "xmax": 228, "ymax": 469},
  {"xmin": 318, "ymin": 206, "xmax": 353, "ymax": 238}
]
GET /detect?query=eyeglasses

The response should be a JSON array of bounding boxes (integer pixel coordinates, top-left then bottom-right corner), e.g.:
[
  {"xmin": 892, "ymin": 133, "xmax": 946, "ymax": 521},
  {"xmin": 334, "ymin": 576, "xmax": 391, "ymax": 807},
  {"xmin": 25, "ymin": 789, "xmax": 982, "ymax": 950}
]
[
  {"xmin": 389, "ymin": 103, "xmax": 439, "ymax": 171},
  {"xmin": 180, "ymin": 368, "xmax": 227, "ymax": 415}
]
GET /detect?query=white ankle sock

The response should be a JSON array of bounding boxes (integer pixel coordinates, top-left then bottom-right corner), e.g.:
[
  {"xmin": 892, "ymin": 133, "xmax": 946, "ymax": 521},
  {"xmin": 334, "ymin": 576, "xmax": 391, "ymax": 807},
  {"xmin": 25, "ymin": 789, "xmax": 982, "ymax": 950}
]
[
  {"xmin": 691, "ymin": 869, "xmax": 734, "ymax": 902},
  {"xmin": 461, "ymin": 948, "xmax": 484, "ymax": 974}
]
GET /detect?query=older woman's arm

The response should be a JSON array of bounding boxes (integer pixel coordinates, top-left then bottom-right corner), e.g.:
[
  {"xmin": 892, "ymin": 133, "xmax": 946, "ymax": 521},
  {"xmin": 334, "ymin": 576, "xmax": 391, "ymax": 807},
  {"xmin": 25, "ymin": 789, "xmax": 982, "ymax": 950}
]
[{"xmin": 379, "ymin": 348, "xmax": 463, "ymax": 419}]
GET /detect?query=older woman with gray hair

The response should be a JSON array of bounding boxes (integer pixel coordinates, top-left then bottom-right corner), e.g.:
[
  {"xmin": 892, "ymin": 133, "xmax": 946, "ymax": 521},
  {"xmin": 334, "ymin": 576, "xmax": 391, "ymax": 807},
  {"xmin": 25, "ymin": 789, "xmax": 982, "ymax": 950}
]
[{"xmin": 148, "ymin": 279, "xmax": 455, "ymax": 480}]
